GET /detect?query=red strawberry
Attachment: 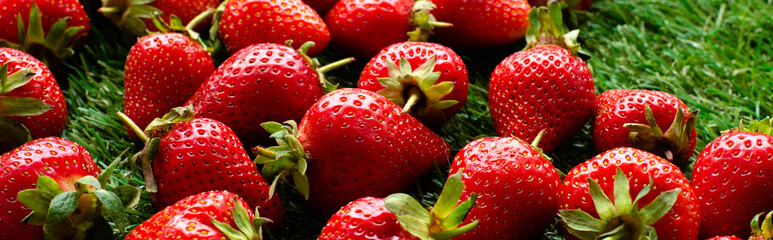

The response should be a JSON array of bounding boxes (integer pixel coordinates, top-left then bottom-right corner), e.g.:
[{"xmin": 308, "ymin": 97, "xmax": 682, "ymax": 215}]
[
  {"xmin": 304, "ymin": 0, "xmax": 338, "ymax": 15},
  {"xmin": 358, "ymin": 42, "xmax": 468, "ymax": 126},
  {"xmin": 431, "ymin": 0, "xmax": 530, "ymax": 49},
  {"xmin": 99, "ymin": 0, "xmax": 219, "ymax": 36},
  {"xmin": 558, "ymin": 147, "xmax": 700, "ymax": 240},
  {"xmin": 255, "ymin": 88, "xmax": 451, "ymax": 214},
  {"xmin": 593, "ymin": 89, "xmax": 698, "ymax": 167},
  {"xmin": 125, "ymin": 191, "xmax": 272, "ymax": 240},
  {"xmin": 320, "ymin": 197, "xmax": 420, "ymax": 240},
  {"xmin": 186, "ymin": 42, "xmax": 352, "ymax": 147},
  {"xmin": 447, "ymin": 135, "xmax": 561, "ymax": 239},
  {"xmin": 489, "ymin": 3, "xmax": 595, "ymax": 153},
  {"xmin": 706, "ymin": 237, "xmax": 744, "ymax": 240},
  {"xmin": 118, "ymin": 107, "xmax": 284, "ymax": 228},
  {"xmin": 219, "ymin": 0, "xmax": 330, "ymax": 56},
  {"xmin": 691, "ymin": 119, "xmax": 773, "ymax": 239},
  {"xmin": 1, "ymin": 137, "xmax": 139, "ymax": 239},
  {"xmin": 325, "ymin": 0, "xmax": 448, "ymax": 59}
]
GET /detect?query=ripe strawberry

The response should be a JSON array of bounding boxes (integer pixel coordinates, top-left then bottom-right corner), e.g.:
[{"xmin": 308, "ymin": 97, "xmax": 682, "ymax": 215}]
[
  {"xmin": 0, "ymin": 137, "xmax": 139, "ymax": 239},
  {"xmin": 691, "ymin": 118, "xmax": 773, "ymax": 239},
  {"xmin": 325, "ymin": 0, "xmax": 448, "ymax": 59},
  {"xmin": 706, "ymin": 237, "xmax": 744, "ymax": 240},
  {"xmin": 99, "ymin": 0, "xmax": 219, "ymax": 36},
  {"xmin": 447, "ymin": 135, "xmax": 561, "ymax": 239},
  {"xmin": 558, "ymin": 147, "xmax": 700, "ymax": 240},
  {"xmin": 118, "ymin": 107, "xmax": 284, "ymax": 228},
  {"xmin": 304, "ymin": 0, "xmax": 338, "ymax": 15},
  {"xmin": 358, "ymin": 42, "xmax": 468, "ymax": 126},
  {"xmin": 219, "ymin": 0, "xmax": 329, "ymax": 56},
  {"xmin": 489, "ymin": 3, "xmax": 595, "ymax": 153},
  {"xmin": 125, "ymin": 191, "xmax": 272, "ymax": 240},
  {"xmin": 186, "ymin": 42, "xmax": 352, "ymax": 147},
  {"xmin": 431, "ymin": 0, "xmax": 530, "ymax": 49},
  {"xmin": 593, "ymin": 89, "xmax": 698, "ymax": 167},
  {"xmin": 255, "ymin": 88, "xmax": 451, "ymax": 214}
]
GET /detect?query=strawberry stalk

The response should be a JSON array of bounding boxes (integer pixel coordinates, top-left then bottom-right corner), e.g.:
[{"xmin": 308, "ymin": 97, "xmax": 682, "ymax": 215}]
[
  {"xmin": 0, "ymin": 62, "xmax": 53, "ymax": 150},
  {"xmin": 524, "ymin": 0, "xmax": 582, "ymax": 53},
  {"xmin": 291, "ymin": 40, "xmax": 355, "ymax": 93},
  {"xmin": 407, "ymin": 0, "xmax": 452, "ymax": 42},
  {"xmin": 253, "ymin": 120, "xmax": 310, "ymax": 199},
  {"xmin": 150, "ymin": 11, "xmax": 216, "ymax": 52},
  {"xmin": 623, "ymin": 104, "xmax": 699, "ymax": 168},
  {"xmin": 99, "ymin": 0, "xmax": 164, "ymax": 36},
  {"xmin": 735, "ymin": 117, "xmax": 773, "ymax": 135},
  {"xmin": 211, "ymin": 196, "xmax": 272, "ymax": 240},
  {"xmin": 376, "ymin": 56, "xmax": 458, "ymax": 122}
]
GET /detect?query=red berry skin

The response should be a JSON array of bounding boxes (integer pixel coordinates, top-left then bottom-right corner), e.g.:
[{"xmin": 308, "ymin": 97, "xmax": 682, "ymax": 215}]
[
  {"xmin": 489, "ymin": 45, "xmax": 595, "ymax": 153},
  {"xmin": 448, "ymin": 137, "xmax": 561, "ymax": 240},
  {"xmin": 1, "ymin": 0, "xmax": 90, "ymax": 44},
  {"xmin": 358, "ymin": 42, "xmax": 469, "ymax": 124},
  {"xmin": 304, "ymin": 0, "xmax": 339, "ymax": 15},
  {"xmin": 593, "ymin": 89, "xmax": 697, "ymax": 160},
  {"xmin": 125, "ymin": 191, "xmax": 255, "ymax": 240},
  {"xmin": 705, "ymin": 236, "xmax": 744, "ymax": 240},
  {"xmin": 431, "ymin": 0, "xmax": 530, "ymax": 49},
  {"xmin": 0, "ymin": 137, "xmax": 99, "ymax": 240},
  {"xmin": 124, "ymin": 33, "xmax": 215, "ymax": 138},
  {"xmin": 0, "ymin": 48, "xmax": 67, "ymax": 139},
  {"xmin": 691, "ymin": 131, "xmax": 773, "ymax": 239},
  {"xmin": 186, "ymin": 43, "xmax": 324, "ymax": 147},
  {"xmin": 297, "ymin": 88, "xmax": 451, "ymax": 213},
  {"xmin": 559, "ymin": 148, "xmax": 700, "ymax": 240},
  {"xmin": 318, "ymin": 197, "xmax": 419, "ymax": 240},
  {"xmin": 325, "ymin": 0, "xmax": 413, "ymax": 59},
  {"xmin": 143, "ymin": 0, "xmax": 220, "ymax": 32},
  {"xmin": 151, "ymin": 118, "xmax": 284, "ymax": 228},
  {"xmin": 219, "ymin": 0, "xmax": 330, "ymax": 56}
]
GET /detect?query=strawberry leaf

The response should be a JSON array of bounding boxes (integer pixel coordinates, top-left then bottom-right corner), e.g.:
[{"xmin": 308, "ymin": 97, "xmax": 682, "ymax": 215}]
[
  {"xmin": 640, "ymin": 188, "xmax": 680, "ymax": 225},
  {"xmin": 93, "ymin": 189, "xmax": 130, "ymax": 233},
  {"xmin": 47, "ymin": 191, "xmax": 79, "ymax": 223},
  {"xmin": 1, "ymin": 67, "xmax": 36, "ymax": 94},
  {"xmin": 559, "ymin": 209, "xmax": 607, "ymax": 232},
  {"xmin": 431, "ymin": 171, "xmax": 465, "ymax": 221},
  {"xmin": 110, "ymin": 185, "xmax": 141, "ymax": 209},
  {"xmin": 76, "ymin": 176, "xmax": 102, "ymax": 190},
  {"xmin": 17, "ymin": 189, "xmax": 51, "ymax": 213},
  {"xmin": 587, "ymin": 178, "xmax": 616, "ymax": 220},
  {"xmin": 0, "ymin": 96, "xmax": 54, "ymax": 116}
]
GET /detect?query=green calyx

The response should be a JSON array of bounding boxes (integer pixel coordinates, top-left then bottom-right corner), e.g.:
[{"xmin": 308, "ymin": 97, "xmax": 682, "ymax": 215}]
[
  {"xmin": 0, "ymin": 2, "xmax": 85, "ymax": 67},
  {"xmin": 376, "ymin": 56, "xmax": 458, "ymax": 123},
  {"xmin": 751, "ymin": 211, "xmax": 773, "ymax": 239},
  {"xmin": 407, "ymin": 0, "xmax": 451, "ymax": 42},
  {"xmin": 17, "ymin": 152, "xmax": 140, "ymax": 240},
  {"xmin": 99, "ymin": 0, "xmax": 163, "ymax": 36},
  {"xmin": 623, "ymin": 104, "xmax": 699, "ymax": 168},
  {"xmin": 384, "ymin": 171, "xmax": 479, "ymax": 240},
  {"xmin": 0, "ymin": 62, "xmax": 51, "ymax": 150},
  {"xmin": 524, "ymin": 0, "xmax": 581, "ymax": 53},
  {"xmin": 211, "ymin": 196, "xmax": 273, "ymax": 240},
  {"xmin": 288, "ymin": 40, "xmax": 354, "ymax": 93},
  {"xmin": 253, "ymin": 120, "xmax": 310, "ymax": 200},
  {"xmin": 558, "ymin": 168, "xmax": 681, "ymax": 240},
  {"xmin": 150, "ymin": 11, "xmax": 215, "ymax": 52},
  {"xmin": 736, "ymin": 117, "xmax": 773, "ymax": 136}
]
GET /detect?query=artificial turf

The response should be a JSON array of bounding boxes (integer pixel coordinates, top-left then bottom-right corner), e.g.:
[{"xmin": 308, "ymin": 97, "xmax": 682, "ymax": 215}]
[{"xmin": 57, "ymin": 0, "xmax": 773, "ymax": 238}]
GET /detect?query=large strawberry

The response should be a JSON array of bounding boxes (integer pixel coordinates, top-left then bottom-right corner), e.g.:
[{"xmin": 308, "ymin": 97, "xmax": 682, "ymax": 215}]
[
  {"xmin": 431, "ymin": 0, "xmax": 530, "ymax": 49},
  {"xmin": 358, "ymin": 42, "xmax": 468, "ymax": 126},
  {"xmin": 219, "ymin": 0, "xmax": 329, "ymax": 56},
  {"xmin": 118, "ymin": 107, "xmax": 285, "ymax": 228},
  {"xmin": 447, "ymin": 135, "xmax": 562, "ymax": 239},
  {"xmin": 489, "ymin": 3, "xmax": 595, "ymax": 153},
  {"xmin": 125, "ymin": 191, "xmax": 272, "ymax": 240},
  {"xmin": 691, "ymin": 118, "xmax": 773, "ymax": 239},
  {"xmin": 254, "ymin": 88, "xmax": 451, "ymax": 214},
  {"xmin": 325, "ymin": 0, "xmax": 448, "ymax": 59},
  {"xmin": 558, "ymin": 147, "xmax": 700, "ymax": 240},
  {"xmin": 593, "ymin": 89, "xmax": 698, "ymax": 168},
  {"xmin": 0, "ymin": 137, "xmax": 139, "ymax": 239},
  {"xmin": 99, "ymin": 0, "xmax": 219, "ymax": 36},
  {"xmin": 186, "ymin": 42, "xmax": 352, "ymax": 147}
]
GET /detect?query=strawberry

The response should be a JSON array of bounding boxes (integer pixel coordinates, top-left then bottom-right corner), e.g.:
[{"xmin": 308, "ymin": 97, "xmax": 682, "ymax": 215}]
[
  {"xmin": 358, "ymin": 42, "xmax": 468, "ymax": 126},
  {"xmin": 118, "ymin": 107, "xmax": 285, "ymax": 228},
  {"xmin": 254, "ymin": 88, "xmax": 451, "ymax": 214},
  {"xmin": 185, "ymin": 42, "xmax": 352, "ymax": 147},
  {"xmin": 219, "ymin": 0, "xmax": 330, "ymax": 56},
  {"xmin": 489, "ymin": 3, "xmax": 595, "ymax": 153},
  {"xmin": 304, "ymin": 0, "xmax": 338, "ymax": 15},
  {"xmin": 125, "ymin": 191, "xmax": 272, "ymax": 240},
  {"xmin": 706, "ymin": 237, "xmax": 744, "ymax": 240},
  {"xmin": 447, "ymin": 135, "xmax": 562, "ymax": 239},
  {"xmin": 325, "ymin": 0, "xmax": 448, "ymax": 59},
  {"xmin": 1, "ymin": 137, "xmax": 139, "ymax": 239},
  {"xmin": 593, "ymin": 89, "xmax": 698, "ymax": 168},
  {"xmin": 431, "ymin": 0, "xmax": 530, "ymax": 49},
  {"xmin": 691, "ymin": 118, "xmax": 773, "ymax": 239},
  {"xmin": 558, "ymin": 147, "xmax": 700, "ymax": 240},
  {"xmin": 319, "ymin": 172, "xmax": 479, "ymax": 240},
  {"xmin": 99, "ymin": 0, "xmax": 219, "ymax": 36}
]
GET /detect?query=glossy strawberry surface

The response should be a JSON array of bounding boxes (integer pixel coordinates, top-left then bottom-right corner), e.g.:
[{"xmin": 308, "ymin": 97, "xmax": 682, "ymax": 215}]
[
  {"xmin": 318, "ymin": 197, "xmax": 419, "ymax": 240},
  {"xmin": 705, "ymin": 236, "xmax": 744, "ymax": 240},
  {"xmin": 0, "ymin": 0, "xmax": 90, "ymax": 44},
  {"xmin": 431, "ymin": 0, "xmax": 531, "ymax": 49},
  {"xmin": 325, "ymin": 0, "xmax": 413, "ymax": 59}
]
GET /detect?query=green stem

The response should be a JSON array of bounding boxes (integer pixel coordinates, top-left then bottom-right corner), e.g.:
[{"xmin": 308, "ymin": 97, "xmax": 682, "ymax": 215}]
[
  {"xmin": 317, "ymin": 57, "xmax": 355, "ymax": 74},
  {"xmin": 531, "ymin": 129, "xmax": 546, "ymax": 147},
  {"xmin": 185, "ymin": 8, "xmax": 215, "ymax": 30},
  {"xmin": 430, "ymin": 221, "xmax": 479, "ymax": 240},
  {"xmin": 253, "ymin": 146, "xmax": 277, "ymax": 159},
  {"xmin": 116, "ymin": 112, "xmax": 149, "ymax": 143},
  {"xmin": 97, "ymin": 7, "xmax": 121, "ymax": 14},
  {"xmin": 402, "ymin": 87, "xmax": 422, "ymax": 114}
]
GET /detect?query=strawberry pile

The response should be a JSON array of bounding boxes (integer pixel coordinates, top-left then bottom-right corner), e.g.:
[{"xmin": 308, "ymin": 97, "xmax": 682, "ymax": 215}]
[{"xmin": 0, "ymin": 0, "xmax": 771, "ymax": 240}]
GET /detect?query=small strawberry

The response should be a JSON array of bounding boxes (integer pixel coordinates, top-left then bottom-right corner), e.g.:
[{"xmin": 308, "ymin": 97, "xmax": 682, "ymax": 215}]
[
  {"xmin": 325, "ymin": 0, "xmax": 449, "ymax": 59},
  {"xmin": 691, "ymin": 118, "xmax": 773, "ymax": 239},
  {"xmin": 99, "ymin": 0, "xmax": 219, "ymax": 36},
  {"xmin": 489, "ymin": 2, "xmax": 595, "ymax": 153},
  {"xmin": 1, "ymin": 137, "xmax": 139, "ymax": 239},
  {"xmin": 125, "ymin": 191, "xmax": 272, "ymax": 240},
  {"xmin": 431, "ymin": 0, "xmax": 530, "ymax": 49},
  {"xmin": 219, "ymin": 0, "xmax": 330, "ymax": 56},
  {"xmin": 303, "ymin": 0, "xmax": 338, "ymax": 15},
  {"xmin": 319, "ymin": 172, "xmax": 479, "ymax": 240},
  {"xmin": 358, "ymin": 42, "xmax": 468, "ymax": 126},
  {"xmin": 593, "ymin": 89, "xmax": 698, "ymax": 168},
  {"xmin": 558, "ymin": 147, "xmax": 700, "ymax": 240},
  {"xmin": 254, "ymin": 88, "xmax": 451, "ymax": 214},
  {"xmin": 447, "ymin": 134, "xmax": 562, "ymax": 239}
]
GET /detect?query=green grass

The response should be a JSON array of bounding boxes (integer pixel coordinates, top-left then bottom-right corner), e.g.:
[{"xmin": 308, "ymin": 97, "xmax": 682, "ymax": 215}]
[{"xmin": 56, "ymin": 0, "xmax": 773, "ymax": 238}]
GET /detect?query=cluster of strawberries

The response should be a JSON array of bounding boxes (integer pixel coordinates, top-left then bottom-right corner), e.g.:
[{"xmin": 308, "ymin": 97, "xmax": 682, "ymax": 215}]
[{"xmin": 0, "ymin": 0, "xmax": 771, "ymax": 240}]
